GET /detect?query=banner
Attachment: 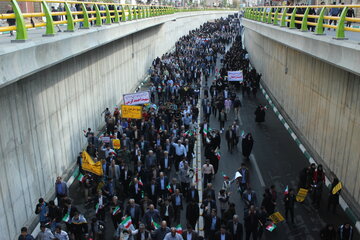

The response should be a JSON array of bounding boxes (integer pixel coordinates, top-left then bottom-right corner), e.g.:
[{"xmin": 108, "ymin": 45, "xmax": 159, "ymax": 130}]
[
  {"xmin": 123, "ymin": 91, "xmax": 150, "ymax": 105},
  {"xmin": 121, "ymin": 105, "xmax": 142, "ymax": 119},
  {"xmin": 269, "ymin": 212, "xmax": 285, "ymax": 224},
  {"xmin": 296, "ymin": 188, "xmax": 308, "ymax": 202},
  {"xmin": 228, "ymin": 71, "xmax": 244, "ymax": 82},
  {"xmin": 112, "ymin": 139, "xmax": 121, "ymax": 150},
  {"xmin": 81, "ymin": 151, "xmax": 103, "ymax": 176}
]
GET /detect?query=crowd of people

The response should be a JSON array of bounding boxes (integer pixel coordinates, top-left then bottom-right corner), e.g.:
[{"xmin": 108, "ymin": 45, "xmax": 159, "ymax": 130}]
[
  {"xmin": 17, "ymin": 13, "xmax": 356, "ymax": 240},
  {"xmin": 19, "ymin": 16, "xmax": 242, "ymax": 240}
]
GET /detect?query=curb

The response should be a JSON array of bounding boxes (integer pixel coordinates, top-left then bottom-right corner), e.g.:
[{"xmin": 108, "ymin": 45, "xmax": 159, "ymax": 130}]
[{"xmin": 260, "ymin": 84, "xmax": 360, "ymax": 233}]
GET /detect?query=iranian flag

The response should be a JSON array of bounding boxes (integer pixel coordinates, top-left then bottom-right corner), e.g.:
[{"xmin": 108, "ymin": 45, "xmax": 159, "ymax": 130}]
[
  {"xmin": 215, "ymin": 151, "xmax": 221, "ymax": 160},
  {"xmin": 151, "ymin": 218, "xmax": 160, "ymax": 229},
  {"xmin": 241, "ymin": 130, "xmax": 245, "ymax": 138},
  {"xmin": 121, "ymin": 216, "xmax": 133, "ymax": 229},
  {"xmin": 138, "ymin": 178, "xmax": 144, "ymax": 186},
  {"xmin": 266, "ymin": 222, "xmax": 276, "ymax": 232},
  {"xmin": 62, "ymin": 213, "xmax": 70, "ymax": 223},
  {"xmin": 284, "ymin": 185, "xmax": 289, "ymax": 195},
  {"xmin": 203, "ymin": 128, "xmax": 209, "ymax": 137},
  {"xmin": 78, "ymin": 173, "xmax": 85, "ymax": 182},
  {"xmin": 176, "ymin": 224, "xmax": 183, "ymax": 234},
  {"xmin": 166, "ymin": 184, "xmax": 173, "ymax": 193},
  {"xmin": 112, "ymin": 206, "xmax": 121, "ymax": 216}
]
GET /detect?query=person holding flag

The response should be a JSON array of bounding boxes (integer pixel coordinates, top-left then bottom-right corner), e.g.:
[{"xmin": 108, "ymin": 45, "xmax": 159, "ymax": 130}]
[
  {"xmin": 109, "ymin": 196, "xmax": 123, "ymax": 229},
  {"xmin": 131, "ymin": 223, "xmax": 151, "ymax": 240},
  {"xmin": 328, "ymin": 178, "xmax": 341, "ymax": 214},
  {"xmin": 151, "ymin": 221, "xmax": 170, "ymax": 240},
  {"xmin": 164, "ymin": 227, "xmax": 184, "ymax": 240}
]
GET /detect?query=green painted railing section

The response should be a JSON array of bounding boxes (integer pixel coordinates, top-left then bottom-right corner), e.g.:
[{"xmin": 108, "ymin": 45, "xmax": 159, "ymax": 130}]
[
  {"xmin": 244, "ymin": 6, "xmax": 354, "ymax": 39},
  {"xmin": 4, "ymin": 2, "xmax": 236, "ymax": 42}
]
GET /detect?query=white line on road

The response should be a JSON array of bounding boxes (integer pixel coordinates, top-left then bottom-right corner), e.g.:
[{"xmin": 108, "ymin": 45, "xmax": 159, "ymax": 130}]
[{"xmin": 250, "ymin": 154, "xmax": 266, "ymax": 187}]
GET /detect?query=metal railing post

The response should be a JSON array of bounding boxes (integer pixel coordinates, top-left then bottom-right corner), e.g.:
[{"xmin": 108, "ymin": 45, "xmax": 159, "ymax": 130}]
[
  {"xmin": 127, "ymin": 5, "xmax": 132, "ymax": 21},
  {"xmin": 80, "ymin": 3, "xmax": 90, "ymax": 29},
  {"xmin": 105, "ymin": 5, "xmax": 111, "ymax": 24},
  {"xmin": 300, "ymin": 7, "xmax": 310, "ymax": 32},
  {"xmin": 113, "ymin": 5, "xmax": 120, "ymax": 23},
  {"xmin": 280, "ymin": 7, "xmax": 287, "ymax": 27},
  {"xmin": 289, "ymin": 7, "xmax": 297, "ymax": 29},
  {"xmin": 267, "ymin": 7, "xmax": 273, "ymax": 24},
  {"xmin": 64, "ymin": 2, "xmax": 75, "ymax": 31},
  {"xmin": 121, "ymin": 5, "xmax": 126, "ymax": 22},
  {"xmin": 315, "ymin": 7, "xmax": 326, "ymax": 35},
  {"xmin": 94, "ymin": 4, "xmax": 102, "ymax": 26},
  {"xmin": 41, "ymin": 1, "xmax": 55, "ymax": 36},
  {"xmin": 335, "ymin": 6, "xmax": 348, "ymax": 39},
  {"xmin": 11, "ymin": 0, "xmax": 27, "ymax": 41},
  {"xmin": 273, "ymin": 7, "xmax": 279, "ymax": 25}
]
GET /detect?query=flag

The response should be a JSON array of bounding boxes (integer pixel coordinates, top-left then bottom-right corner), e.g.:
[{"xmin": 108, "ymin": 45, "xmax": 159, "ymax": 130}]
[
  {"xmin": 112, "ymin": 206, "xmax": 121, "ymax": 216},
  {"xmin": 121, "ymin": 216, "xmax": 133, "ymax": 229},
  {"xmin": 203, "ymin": 128, "xmax": 209, "ymax": 136},
  {"xmin": 222, "ymin": 172, "xmax": 229, "ymax": 179},
  {"xmin": 112, "ymin": 139, "xmax": 121, "ymax": 150},
  {"xmin": 81, "ymin": 151, "xmax": 103, "ymax": 176},
  {"xmin": 62, "ymin": 213, "xmax": 70, "ymax": 223},
  {"xmin": 284, "ymin": 185, "xmax": 289, "ymax": 195},
  {"xmin": 166, "ymin": 184, "xmax": 173, "ymax": 193},
  {"xmin": 78, "ymin": 173, "xmax": 85, "ymax": 182},
  {"xmin": 138, "ymin": 178, "xmax": 144, "ymax": 186},
  {"xmin": 215, "ymin": 151, "xmax": 221, "ymax": 160},
  {"xmin": 332, "ymin": 182, "xmax": 342, "ymax": 195},
  {"xmin": 266, "ymin": 222, "xmax": 276, "ymax": 232},
  {"xmin": 151, "ymin": 218, "xmax": 160, "ymax": 229},
  {"xmin": 241, "ymin": 130, "xmax": 245, "ymax": 138},
  {"xmin": 176, "ymin": 224, "xmax": 183, "ymax": 234},
  {"xmin": 95, "ymin": 203, "xmax": 100, "ymax": 214}
]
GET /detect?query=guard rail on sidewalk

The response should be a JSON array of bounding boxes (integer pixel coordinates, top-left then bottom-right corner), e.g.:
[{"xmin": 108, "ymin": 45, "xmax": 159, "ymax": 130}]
[
  {"xmin": 243, "ymin": 5, "xmax": 360, "ymax": 39},
  {"xmin": 0, "ymin": 0, "xmax": 236, "ymax": 42}
]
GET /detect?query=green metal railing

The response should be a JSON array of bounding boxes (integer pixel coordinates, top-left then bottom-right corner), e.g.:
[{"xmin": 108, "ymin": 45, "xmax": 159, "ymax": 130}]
[
  {"xmin": 243, "ymin": 5, "xmax": 360, "ymax": 39},
  {"xmin": 0, "ymin": 0, "xmax": 177, "ymax": 41},
  {"xmin": 0, "ymin": 0, "xmax": 236, "ymax": 42}
]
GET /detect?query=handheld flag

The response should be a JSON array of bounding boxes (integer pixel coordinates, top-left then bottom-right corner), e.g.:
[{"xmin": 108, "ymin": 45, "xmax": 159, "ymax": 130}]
[
  {"xmin": 284, "ymin": 185, "xmax": 289, "ymax": 195},
  {"xmin": 332, "ymin": 182, "xmax": 342, "ymax": 195},
  {"xmin": 62, "ymin": 213, "xmax": 70, "ymax": 223},
  {"xmin": 241, "ymin": 130, "xmax": 245, "ymax": 138},
  {"xmin": 138, "ymin": 178, "xmax": 144, "ymax": 186},
  {"xmin": 151, "ymin": 218, "xmax": 160, "ymax": 229},
  {"xmin": 81, "ymin": 151, "xmax": 103, "ymax": 176},
  {"xmin": 78, "ymin": 173, "xmax": 85, "ymax": 182},
  {"xmin": 166, "ymin": 184, "xmax": 173, "ymax": 193},
  {"xmin": 95, "ymin": 203, "xmax": 100, "ymax": 214},
  {"xmin": 121, "ymin": 216, "xmax": 133, "ymax": 229},
  {"xmin": 215, "ymin": 151, "xmax": 221, "ymax": 161},
  {"xmin": 176, "ymin": 224, "xmax": 183, "ymax": 234},
  {"xmin": 266, "ymin": 222, "xmax": 276, "ymax": 232},
  {"xmin": 112, "ymin": 206, "xmax": 121, "ymax": 216}
]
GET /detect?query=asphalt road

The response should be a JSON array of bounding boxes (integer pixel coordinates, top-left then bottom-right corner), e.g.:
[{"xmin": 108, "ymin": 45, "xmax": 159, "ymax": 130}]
[{"xmin": 203, "ymin": 80, "xmax": 360, "ymax": 239}]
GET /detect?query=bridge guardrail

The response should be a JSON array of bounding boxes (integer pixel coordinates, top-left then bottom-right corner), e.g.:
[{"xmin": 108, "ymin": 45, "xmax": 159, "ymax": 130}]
[
  {"xmin": 243, "ymin": 5, "xmax": 360, "ymax": 39},
  {"xmin": 0, "ymin": 0, "xmax": 236, "ymax": 42}
]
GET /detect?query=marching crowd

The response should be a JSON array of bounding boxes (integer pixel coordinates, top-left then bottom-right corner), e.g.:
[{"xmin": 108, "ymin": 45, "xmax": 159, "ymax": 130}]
[{"xmin": 18, "ymin": 14, "xmax": 356, "ymax": 240}]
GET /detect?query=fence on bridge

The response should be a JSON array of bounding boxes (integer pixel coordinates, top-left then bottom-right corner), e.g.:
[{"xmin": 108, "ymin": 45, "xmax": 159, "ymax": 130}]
[{"xmin": 243, "ymin": 4, "xmax": 360, "ymax": 39}]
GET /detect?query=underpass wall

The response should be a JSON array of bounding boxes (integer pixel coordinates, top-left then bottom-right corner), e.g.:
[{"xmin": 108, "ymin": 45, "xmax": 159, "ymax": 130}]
[
  {"xmin": 244, "ymin": 25, "xmax": 360, "ymax": 217},
  {"xmin": 0, "ymin": 11, "xmax": 234, "ymax": 240}
]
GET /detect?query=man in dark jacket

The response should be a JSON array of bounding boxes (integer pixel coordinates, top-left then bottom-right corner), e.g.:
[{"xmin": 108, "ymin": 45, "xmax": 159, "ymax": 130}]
[
  {"xmin": 186, "ymin": 201, "xmax": 200, "ymax": 230},
  {"xmin": 125, "ymin": 199, "xmax": 142, "ymax": 228},
  {"xmin": 214, "ymin": 225, "xmax": 232, "ymax": 240},
  {"xmin": 227, "ymin": 215, "xmax": 243, "ymax": 240},
  {"xmin": 204, "ymin": 209, "xmax": 221, "ymax": 240}
]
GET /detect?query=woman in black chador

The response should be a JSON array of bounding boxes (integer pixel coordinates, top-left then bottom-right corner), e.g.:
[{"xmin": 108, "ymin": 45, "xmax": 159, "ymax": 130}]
[
  {"xmin": 254, "ymin": 104, "xmax": 266, "ymax": 123},
  {"xmin": 242, "ymin": 133, "xmax": 254, "ymax": 159}
]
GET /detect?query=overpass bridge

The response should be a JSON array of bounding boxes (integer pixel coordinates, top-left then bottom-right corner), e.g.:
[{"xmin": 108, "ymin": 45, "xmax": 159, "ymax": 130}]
[{"xmin": 1, "ymin": 1, "xmax": 360, "ymax": 239}]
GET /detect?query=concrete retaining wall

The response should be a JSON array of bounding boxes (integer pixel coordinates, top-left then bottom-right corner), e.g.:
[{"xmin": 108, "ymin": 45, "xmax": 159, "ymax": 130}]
[
  {"xmin": 243, "ymin": 21, "xmax": 360, "ymax": 218},
  {"xmin": 0, "ymin": 11, "xmax": 235, "ymax": 240}
]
